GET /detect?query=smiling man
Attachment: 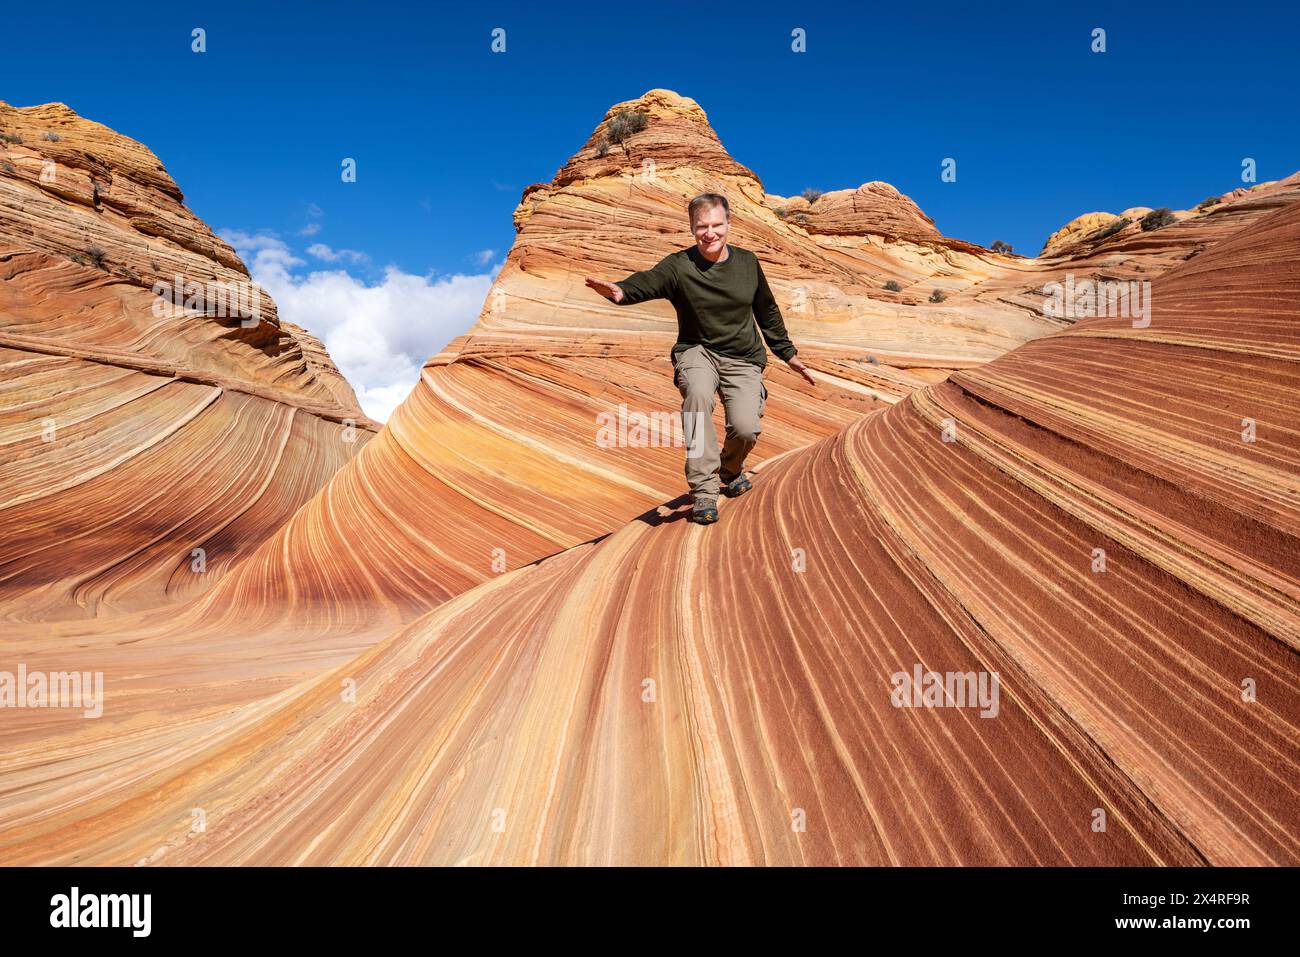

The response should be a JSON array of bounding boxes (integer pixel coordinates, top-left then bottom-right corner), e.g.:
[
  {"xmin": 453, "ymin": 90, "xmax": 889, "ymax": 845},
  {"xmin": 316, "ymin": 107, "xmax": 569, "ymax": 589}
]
[{"xmin": 586, "ymin": 193, "xmax": 816, "ymax": 524}]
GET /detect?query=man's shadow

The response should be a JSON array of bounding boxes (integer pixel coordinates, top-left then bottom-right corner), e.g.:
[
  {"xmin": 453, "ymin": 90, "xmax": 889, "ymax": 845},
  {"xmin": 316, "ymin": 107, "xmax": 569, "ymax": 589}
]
[
  {"xmin": 519, "ymin": 494, "xmax": 696, "ymax": 571},
  {"xmin": 634, "ymin": 493, "xmax": 695, "ymax": 527}
]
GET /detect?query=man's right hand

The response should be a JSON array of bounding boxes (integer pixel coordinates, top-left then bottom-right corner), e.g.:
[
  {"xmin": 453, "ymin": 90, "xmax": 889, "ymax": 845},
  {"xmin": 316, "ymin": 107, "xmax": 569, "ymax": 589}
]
[
  {"xmin": 585, "ymin": 277, "xmax": 624, "ymax": 303},
  {"xmin": 787, "ymin": 355, "xmax": 817, "ymax": 387}
]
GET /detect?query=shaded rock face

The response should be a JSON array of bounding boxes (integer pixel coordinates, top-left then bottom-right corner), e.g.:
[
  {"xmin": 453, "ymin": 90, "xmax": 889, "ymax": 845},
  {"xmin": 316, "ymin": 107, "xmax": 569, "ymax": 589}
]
[
  {"xmin": 0, "ymin": 101, "xmax": 376, "ymax": 621},
  {"xmin": 1, "ymin": 90, "xmax": 1297, "ymax": 867}
]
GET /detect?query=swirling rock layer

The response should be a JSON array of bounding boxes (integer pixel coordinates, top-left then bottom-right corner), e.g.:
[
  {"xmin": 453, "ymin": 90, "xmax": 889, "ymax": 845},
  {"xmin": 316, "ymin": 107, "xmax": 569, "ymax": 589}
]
[
  {"xmin": 0, "ymin": 102, "xmax": 375, "ymax": 621},
  {"xmin": 1, "ymin": 91, "xmax": 1296, "ymax": 866},
  {"xmin": 134, "ymin": 188, "xmax": 1293, "ymax": 867}
]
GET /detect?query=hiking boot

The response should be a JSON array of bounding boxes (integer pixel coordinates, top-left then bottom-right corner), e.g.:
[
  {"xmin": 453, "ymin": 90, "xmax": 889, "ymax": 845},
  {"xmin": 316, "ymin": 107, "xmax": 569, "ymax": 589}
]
[
  {"xmin": 720, "ymin": 472, "xmax": 752, "ymax": 498},
  {"xmin": 690, "ymin": 499, "xmax": 719, "ymax": 524}
]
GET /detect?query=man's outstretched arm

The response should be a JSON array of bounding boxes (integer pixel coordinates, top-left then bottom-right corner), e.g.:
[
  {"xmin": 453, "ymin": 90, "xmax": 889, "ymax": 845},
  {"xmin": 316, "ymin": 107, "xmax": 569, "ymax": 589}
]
[
  {"xmin": 754, "ymin": 260, "xmax": 816, "ymax": 385},
  {"xmin": 585, "ymin": 255, "xmax": 677, "ymax": 305}
]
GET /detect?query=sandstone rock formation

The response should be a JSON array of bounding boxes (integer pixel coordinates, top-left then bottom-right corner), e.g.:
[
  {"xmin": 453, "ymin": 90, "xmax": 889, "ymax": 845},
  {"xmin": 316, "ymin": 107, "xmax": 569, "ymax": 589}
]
[
  {"xmin": 1, "ymin": 90, "xmax": 1296, "ymax": 866},
  {"xmin": 0, "ymin": 101, "xmax": 377, "ymax": 620},
  {"xmin": 1039, "ymin": 178, "xmax": 1300, "ymax": 256},
  {"xmin": 150, "ymin": 185, "xmax": 1300, "ymax": 867},
  {"xmin": 1041, "ymin": 211, "xmax": 1121, "ymax": 255},
  {"xmin": 768, "ymin": 181, "xmax": 945, "ymax": 244},
  {"xmin": 268, "ymin": 89, "xmax": 1297, "ymax": 624}
]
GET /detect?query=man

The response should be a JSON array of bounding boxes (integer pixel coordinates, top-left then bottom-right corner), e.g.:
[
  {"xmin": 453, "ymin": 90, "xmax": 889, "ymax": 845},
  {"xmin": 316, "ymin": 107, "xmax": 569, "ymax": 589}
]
[{"xmin": 585, "ymin": 192, "xmax": 816, "ymax": 524}]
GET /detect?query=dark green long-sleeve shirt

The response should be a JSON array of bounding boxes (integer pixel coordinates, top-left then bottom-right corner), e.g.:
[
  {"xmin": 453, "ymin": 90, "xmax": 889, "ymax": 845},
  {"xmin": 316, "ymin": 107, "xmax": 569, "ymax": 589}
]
[{"xmin": 614, "ymin": 244, "xmax": 798, "ymax": 369}]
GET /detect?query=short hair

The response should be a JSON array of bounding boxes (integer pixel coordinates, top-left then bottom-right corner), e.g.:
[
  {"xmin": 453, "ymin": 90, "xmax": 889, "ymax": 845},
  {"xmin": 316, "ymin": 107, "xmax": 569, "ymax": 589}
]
[{"xmin": 688, "ymin": 193, "xmax": 730, "ymax": 227}]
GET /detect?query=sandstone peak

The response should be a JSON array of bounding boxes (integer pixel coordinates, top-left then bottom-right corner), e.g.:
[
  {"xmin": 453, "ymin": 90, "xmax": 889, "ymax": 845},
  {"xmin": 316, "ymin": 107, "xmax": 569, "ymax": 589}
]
[
  {"xmin": 0, "ymin": 103, "xmax": 374, "ymax": 619},
  {"xmin": 605, "ymin": 88, "xmax": 712, "ymax": 127},
  {"xmin": 0, "ymin": 99, "xmax": 370, "ymax": 416},
  {"xmin": 1, "ymin": 99, "xmax": 181, "ymax": 200},
  {"xmin": 513, "ymin": 89, "xmax": 966, "ymax": 276},
  {"xmin": 13, "ymin": 101, "xmax": 79, "ymax": 117},
  {"xmin": 544, "ymin": 87, "xmax": 760, "ymax": 192}
]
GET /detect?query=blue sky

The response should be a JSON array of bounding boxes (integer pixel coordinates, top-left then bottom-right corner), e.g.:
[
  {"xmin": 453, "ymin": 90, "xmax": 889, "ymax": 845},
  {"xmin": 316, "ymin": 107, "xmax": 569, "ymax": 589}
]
[{"xmin": 4, "ymin": 0, "xmax": 1298, "ymax": 417}]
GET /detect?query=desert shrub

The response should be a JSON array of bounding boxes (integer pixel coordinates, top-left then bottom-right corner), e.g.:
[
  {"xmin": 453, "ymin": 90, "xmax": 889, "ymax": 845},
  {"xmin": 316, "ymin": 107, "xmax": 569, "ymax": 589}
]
[
  {"xmin": 883, "ymin": 279, "xmax": 902, "ymax": 292},
  {"xmin": 592, "ymin": 135, "xmax": 609, "ymax": 158},
  {"xmin": 990, "ymin": 239, "xmax": 1013, "ymax": 253},
  {"xmin": 86, "ymin": 245, "xmax": 108, "ymax": 269},
  {"xmin": 1090, "ymin": 217, "xmax": 1130, "ymax": 242},
  {"xmin": 801, "ymin": 187, "xmax": 823, "ymax": 204},
  {"xmin": 793, "ymin": 212, "xmax": 809, "ymax": 224},
  {"xmin": 1140, "ymin": 207, "xmax": 1176, "ymax": 231},
  {"xmin": 1196, "ymin": 196, "xmax": 1220, "ymax": 210},
  {"xmin": 0, "ymin": 160, "xmax": 13, "ymax": 174},
  {"xmin": 929, "ymin": 288, "xmax": 948, "ymax": 303},
  {"xmin": 607, "ymin": 109, "xmax": 648, "ymax": 144},
  {"xmin": 0, "ymin": 131, "xmax": 23, "ymax": 145},
  {"xmin": 774, "ymin": 207, "xmax": 789, "ymax": 219},
  {"xmin": 42, "ymin": 131, "xmax": 61, "ymax": 142}
]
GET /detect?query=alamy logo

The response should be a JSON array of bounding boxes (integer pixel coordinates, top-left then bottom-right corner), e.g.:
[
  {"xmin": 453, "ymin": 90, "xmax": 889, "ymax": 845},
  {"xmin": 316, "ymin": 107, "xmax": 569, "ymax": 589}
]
[
  {"xmin": 890, "ymin": 664, "xmax": 1000, "ymax": 718},
  {"xmin": 0, "ymin": 664, "xmax": 103, "ymax": 718},
  {"xmin": 1042, "ymin": 273, "xmax": 1151, "ymax": 328},
  {"xmin": 49, "ymin": 887, "xmax": 151, "ymax": 937},
  {"xmin": 151, "ymin": 274, "xmax": 263, "ymax": 328},
  {"xmin": 595, "ymin": 406, "xmax": 708, "ymax": 455},
  {"xmin": 595, "ymin": 403, "xmax": 685, "ymax": 448}
]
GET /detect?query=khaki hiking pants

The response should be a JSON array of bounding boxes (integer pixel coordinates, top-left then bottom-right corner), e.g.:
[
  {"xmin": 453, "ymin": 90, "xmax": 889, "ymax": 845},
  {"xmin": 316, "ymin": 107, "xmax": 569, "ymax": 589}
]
[{"xmin": 672, "ymin": 343, "xmax": 767, "ymax": 505}]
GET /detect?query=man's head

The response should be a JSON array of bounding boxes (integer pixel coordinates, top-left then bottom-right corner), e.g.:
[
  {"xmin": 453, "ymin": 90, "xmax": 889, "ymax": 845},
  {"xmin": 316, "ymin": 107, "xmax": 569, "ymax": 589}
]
[{"xmin": 688, "ymin": 193, "xmax": 730, "ymax": 258}]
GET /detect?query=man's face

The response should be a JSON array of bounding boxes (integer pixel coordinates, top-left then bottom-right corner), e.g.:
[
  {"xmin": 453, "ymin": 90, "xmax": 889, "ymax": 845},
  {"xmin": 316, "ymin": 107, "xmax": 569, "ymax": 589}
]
[{"xmin": 692, "ymin": 206, "xmax": 729, "ymax": 256}]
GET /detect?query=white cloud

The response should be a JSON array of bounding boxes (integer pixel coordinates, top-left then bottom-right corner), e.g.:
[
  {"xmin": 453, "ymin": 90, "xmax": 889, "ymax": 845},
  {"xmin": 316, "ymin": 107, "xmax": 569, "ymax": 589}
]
[
  {"xmin": 222, "ymin": 230, "xmax": 304, "ymax": 271},
  {"xmin": 298, "ymin": 222, "xmax": 322, "ymax": 236},
  {"xmin": 473, "ymin": 248, "xmax": 496, "ymax": 266},
  {"xmin": 220, "ymin": 230, "xmax": 501, "ymax": 423},
  {"xmin": 307, "ymin": 243, "xmax": 369, "ymax": 264}
]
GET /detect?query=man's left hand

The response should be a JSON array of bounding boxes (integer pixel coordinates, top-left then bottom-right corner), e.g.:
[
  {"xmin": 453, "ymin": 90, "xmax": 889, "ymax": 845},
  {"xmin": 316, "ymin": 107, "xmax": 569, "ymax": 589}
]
[{"xmin": 787, "ymin": 355, "xmax": 817, "ymax": 387}]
